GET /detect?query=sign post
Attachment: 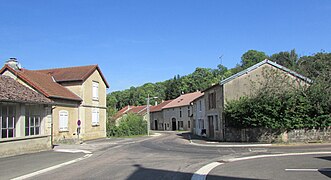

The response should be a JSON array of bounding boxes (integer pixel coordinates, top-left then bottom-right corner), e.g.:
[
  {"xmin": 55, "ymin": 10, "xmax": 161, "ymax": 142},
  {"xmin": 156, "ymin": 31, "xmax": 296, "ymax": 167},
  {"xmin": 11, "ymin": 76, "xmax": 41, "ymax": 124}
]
[{"xmin": 77, "ymin": 120, "xmax": 81, "ymax": 143}]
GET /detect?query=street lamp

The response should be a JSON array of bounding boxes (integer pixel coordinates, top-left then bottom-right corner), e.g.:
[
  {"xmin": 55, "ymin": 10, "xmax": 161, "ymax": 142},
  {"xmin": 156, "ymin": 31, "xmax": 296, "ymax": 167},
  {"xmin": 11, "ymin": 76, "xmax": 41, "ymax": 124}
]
[{"xmin": 146, "ymin": 94, "xmax": 158, "ymax": 136}]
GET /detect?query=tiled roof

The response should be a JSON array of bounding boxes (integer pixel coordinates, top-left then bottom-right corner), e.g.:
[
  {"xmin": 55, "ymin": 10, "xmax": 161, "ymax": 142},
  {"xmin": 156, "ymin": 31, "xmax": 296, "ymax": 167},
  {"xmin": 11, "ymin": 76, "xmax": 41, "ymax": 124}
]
[
  {"xmin": 114, "ymin": 105, "xmax": 148, "ymax": 119},
  {"xmin": 35, "ymin": 65, "xmax": 109, "ymax": 88},
  {"xmin": 163, "ymin": 91, "xmax": 204, "ymax": 109},
  {"xmin": 0, "ymin": 75, "xmax": 53, "ymax": 104},
  {"xmin": 0, "ymin": 65, "xmax": 82, "ymax": 101},
  {"xmin": 150, "ymin": 100, "xmax": 173, "ymax": 112}
]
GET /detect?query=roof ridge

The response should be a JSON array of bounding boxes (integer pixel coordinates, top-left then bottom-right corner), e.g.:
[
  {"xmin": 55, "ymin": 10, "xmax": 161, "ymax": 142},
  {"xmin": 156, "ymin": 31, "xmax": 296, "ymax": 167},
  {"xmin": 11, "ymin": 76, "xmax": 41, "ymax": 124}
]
[{"xmin": 34, "ymin": 64, "xmax": 98, "ymax": 72}]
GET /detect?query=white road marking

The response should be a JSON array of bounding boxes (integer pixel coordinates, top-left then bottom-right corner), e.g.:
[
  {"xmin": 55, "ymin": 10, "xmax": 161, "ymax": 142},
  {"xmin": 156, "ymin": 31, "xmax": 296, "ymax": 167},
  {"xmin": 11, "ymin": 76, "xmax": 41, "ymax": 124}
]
[
  {"xmin": 11, "ymin": 154, "xmax": 93, "ymax": 180},
  {"xmin": 285, "ymin": 169, "xmax": 318, "ymax": 172},
  {"xmin": 286, "ymin": 168, "xmax": 331, "ymax": 172},
  {"xmin": 192, "ymin": 151, "xmax": 331, "ymax": 180},
  {"xmin": 190, "ymin": 141, "xmax": 272, "ymax": 147},
  {"xmin": 54, "ymin": 149, "xmax": 92, "ymax": 154},
  {"xmin": 191, "ymin": 162, "xmax": 224, "ymax": 180}
]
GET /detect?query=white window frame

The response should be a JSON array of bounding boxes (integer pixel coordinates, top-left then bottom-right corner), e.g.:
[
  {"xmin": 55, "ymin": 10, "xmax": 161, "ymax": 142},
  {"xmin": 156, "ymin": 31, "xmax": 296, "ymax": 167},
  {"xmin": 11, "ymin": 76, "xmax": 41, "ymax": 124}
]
[
  {"xmin": 59, "ymin": 110, "xmax": 69, "ymax": 131},
  {"xmin": 92, "ymin": 108, "xmax": 99, "ymax": 126},
  {"xmin": 92, "ymin": 81, "xmax": 99, "ymax": 101},
  {"xmin": 25, "ymin": 105, "xmax": 41, "ymax": 136},
  {"xmin": 1, "ymin": 105, "xmax": 16, "ymax": 139}
]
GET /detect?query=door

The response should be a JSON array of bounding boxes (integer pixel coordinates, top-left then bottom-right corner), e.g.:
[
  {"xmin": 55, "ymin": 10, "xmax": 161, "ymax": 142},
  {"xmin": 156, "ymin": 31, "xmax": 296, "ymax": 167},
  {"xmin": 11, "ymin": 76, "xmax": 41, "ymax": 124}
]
[
  {"xmin": 154, "ymin": 120, "xmax": 158, "ymax": 130},
  {"xmin": 208, "ymin": 116, "xmax": 214, "ymax": 138},
  {"xmin": 172, "ymin": 118, "xmax": 177, "ymax": 131}
]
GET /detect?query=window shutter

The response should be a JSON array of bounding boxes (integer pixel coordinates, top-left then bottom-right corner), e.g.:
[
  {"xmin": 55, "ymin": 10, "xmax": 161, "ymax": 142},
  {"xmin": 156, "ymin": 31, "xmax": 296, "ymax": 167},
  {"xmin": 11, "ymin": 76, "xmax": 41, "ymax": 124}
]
[{"xmin": 59, "ymin": 111, "xmax": 68, "ymax": 131}]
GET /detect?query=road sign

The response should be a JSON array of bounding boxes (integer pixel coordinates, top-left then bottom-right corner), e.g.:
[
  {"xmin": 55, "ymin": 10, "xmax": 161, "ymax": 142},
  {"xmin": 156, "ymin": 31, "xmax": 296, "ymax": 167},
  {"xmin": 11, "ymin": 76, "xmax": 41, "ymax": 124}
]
[{"xmin": 77, "ymin": 119, "xmax": 81, "ymax": 127}]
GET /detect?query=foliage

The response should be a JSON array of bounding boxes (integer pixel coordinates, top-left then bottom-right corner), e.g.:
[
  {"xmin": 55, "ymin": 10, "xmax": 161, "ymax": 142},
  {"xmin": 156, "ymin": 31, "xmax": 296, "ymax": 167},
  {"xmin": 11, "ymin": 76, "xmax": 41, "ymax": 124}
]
[
  {"xmin": 241, "ymin": 50, "xmax": 268, "ymax": 68},
  {"xmin": 225, "ymin": 52, "xmax": 331, "ymax": 131},
  {"xmin": 107, "ymin": 113, "xmax": 147, "ymax": 137}
]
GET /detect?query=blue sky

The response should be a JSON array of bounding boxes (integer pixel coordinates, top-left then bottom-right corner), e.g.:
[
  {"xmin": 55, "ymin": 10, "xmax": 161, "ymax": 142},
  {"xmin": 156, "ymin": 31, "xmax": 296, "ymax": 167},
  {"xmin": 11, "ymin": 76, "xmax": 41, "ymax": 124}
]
[{"xmin": 1, "ymin": 0, "xmax": 330, "ymax": 92}]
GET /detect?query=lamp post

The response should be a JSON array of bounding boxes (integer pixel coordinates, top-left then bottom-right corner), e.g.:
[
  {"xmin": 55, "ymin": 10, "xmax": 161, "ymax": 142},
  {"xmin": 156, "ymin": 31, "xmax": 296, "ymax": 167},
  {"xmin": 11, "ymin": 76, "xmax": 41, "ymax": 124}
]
[{"xmin": 146, "ymin": 94, "xmax": 157, "ymax": 136}]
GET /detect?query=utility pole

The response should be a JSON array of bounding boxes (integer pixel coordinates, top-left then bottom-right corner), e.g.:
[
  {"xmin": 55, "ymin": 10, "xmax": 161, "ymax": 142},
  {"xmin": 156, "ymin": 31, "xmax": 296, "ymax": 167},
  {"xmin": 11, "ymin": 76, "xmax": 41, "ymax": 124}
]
[{"xmin": 147, "ymin": 94, "xmax": 150, "ymax": 136}]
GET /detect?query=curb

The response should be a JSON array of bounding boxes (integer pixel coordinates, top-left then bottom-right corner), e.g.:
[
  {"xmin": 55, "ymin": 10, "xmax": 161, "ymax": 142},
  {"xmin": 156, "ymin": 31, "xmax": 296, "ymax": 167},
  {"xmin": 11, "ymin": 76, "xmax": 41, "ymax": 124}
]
[{"xmin": 189, "ymin": 141, "xmax": 272, "ymax": 148}]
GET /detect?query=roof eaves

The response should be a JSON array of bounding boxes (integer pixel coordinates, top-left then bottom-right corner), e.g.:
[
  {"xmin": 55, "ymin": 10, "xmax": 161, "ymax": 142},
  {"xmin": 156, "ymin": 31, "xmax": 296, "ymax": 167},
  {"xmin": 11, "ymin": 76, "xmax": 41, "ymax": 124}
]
[{"xmin": 0, "ymin": 66, "xmax": 51, "ymax": 98}]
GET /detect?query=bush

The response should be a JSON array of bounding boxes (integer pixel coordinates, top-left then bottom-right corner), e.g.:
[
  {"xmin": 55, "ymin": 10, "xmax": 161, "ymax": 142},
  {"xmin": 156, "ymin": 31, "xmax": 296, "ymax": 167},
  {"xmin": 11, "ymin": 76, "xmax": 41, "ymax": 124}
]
[{"xmin": 107, "ymin": 113, "xmax": 147, "ymax": 137}]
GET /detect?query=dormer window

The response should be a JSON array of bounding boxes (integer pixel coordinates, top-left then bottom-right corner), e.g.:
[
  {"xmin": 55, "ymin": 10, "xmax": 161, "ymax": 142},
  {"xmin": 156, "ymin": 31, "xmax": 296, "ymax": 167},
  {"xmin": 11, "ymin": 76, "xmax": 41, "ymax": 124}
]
[{"xmin": 92, "ymin": 81, "xmax": 99, "ymax": 101}]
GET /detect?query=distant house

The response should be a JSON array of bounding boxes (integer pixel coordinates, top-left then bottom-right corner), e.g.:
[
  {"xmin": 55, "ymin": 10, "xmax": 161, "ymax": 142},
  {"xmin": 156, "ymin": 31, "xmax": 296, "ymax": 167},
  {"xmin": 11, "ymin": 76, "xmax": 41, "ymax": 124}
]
[
  {"xmin": 191, "ymin": 94, "xmax": 206, "ymax": 136},
  {"xmin": 192, "ymin": 60, "xmax": 311, "ymax": 141},
  {"xmin": 0, "ymin": 75, "xmax": 53, "ymax": 157},
  {"xmin": 162, "ymin": 91, "xmax": 204, "ymax": 131},
  {"xmin": 150, "ymin": 100, "xmax": 172, "ymax": 130},
  {"xmin": 0, "ymin": 58, "xmax": 109, "ymax": 143},
  {"xmin": 114, "ymin": 105, "xmax": 148, "ymax": 124}
]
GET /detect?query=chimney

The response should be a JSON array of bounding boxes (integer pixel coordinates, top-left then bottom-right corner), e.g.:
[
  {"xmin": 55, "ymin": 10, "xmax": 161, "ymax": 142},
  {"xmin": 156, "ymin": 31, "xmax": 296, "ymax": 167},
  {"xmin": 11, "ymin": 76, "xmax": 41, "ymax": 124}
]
[
  {"xmin": 155, "ymin": 101, "xmax": 158, "ymax": 106},
  {"xmin": 5, "ymin": 58, "xmax": 22, "ymax": 70}
]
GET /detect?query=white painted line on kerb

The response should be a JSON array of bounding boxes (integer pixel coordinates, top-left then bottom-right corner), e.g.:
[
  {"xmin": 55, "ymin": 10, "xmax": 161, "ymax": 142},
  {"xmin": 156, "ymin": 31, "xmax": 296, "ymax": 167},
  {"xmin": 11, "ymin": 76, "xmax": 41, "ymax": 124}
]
[
  {"xmin": 11, "ymin": 154, "xmax": 93, "ymax": 180},
  {"xmin": 191, "ymin": 151, "xmax": 331, "ymax": 180},
  {"xmin": 285, "ymin": 169, "xmax": 319, "ymax": 172},
  {"xmin": 54, "ymin": 149, "xmax": 92, "ymax": 154},
  {"xmin": 191, "ymin": 162, "xmax": 223, "ymax": 180}
]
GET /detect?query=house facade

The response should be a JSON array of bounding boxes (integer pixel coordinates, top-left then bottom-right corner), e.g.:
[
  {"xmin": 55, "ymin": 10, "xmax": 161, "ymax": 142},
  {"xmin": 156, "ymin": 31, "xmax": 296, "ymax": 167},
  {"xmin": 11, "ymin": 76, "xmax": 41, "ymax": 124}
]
[
  {"xmin": 162, "ymin": 91, "xmax": 203, "ymax": 131},
  {"xmin": 0, "ymin": 75, "xmax": 53, "ymax": 157},
  {"xmin": 150, "ymin": 100, "xmax": 172, "ymax": 130},
  {"xmin": 193, "ymin": 60, "xmax": 311, "ymax": 141},
  {"xmin": 0, "ymin": 58, "xmax": 109, "ymax": 143},
  {"xmin": 191, "ymin": 95, "xmax": 206, "ymax": 136}
]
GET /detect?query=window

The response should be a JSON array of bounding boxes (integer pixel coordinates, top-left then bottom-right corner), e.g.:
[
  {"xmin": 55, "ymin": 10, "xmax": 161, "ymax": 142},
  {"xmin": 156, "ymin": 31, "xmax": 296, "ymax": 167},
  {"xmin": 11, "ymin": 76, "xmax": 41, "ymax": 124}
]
[
  {"xmin": 188, "ymin": 121, "xmax": 191, "ymax": 128},
  {"xmin": 25, "ymin": 105, "xmax": 41, "ymax": 136},
  {"xmin": 188, "ymin": 107, "xmax": 190, "ymax": 117},
  {"xmin": 92, "ymin": 108, "xmax": 99, "ymax": 126},
  {"xmin": 215, "ymin": 115, "xmax": 219, "ymax": 131},
  {"xmin": 208, "ymin": 92, "xmax": 216, "ymax": 109},
  {"xmin": 199, "ymin": 100, "xmax": 202, "ymax": 111},
  {"xmin": 92, "ymin": 81, "xmax": 99, "ymax": 100},
  {"xmin": 59, "ymin": 110, "xmax": 68, "ymax": 131},
  {"xmin": 178, "ymin": 121, "xmax": 183, "ymax": 129},
  {"xmin": 179, "ymin": 108, "xmax": 182, "ymax": 118},
  {"xmin": 1, "ymin": 105, "xmax": 16, "ymax": 138}
]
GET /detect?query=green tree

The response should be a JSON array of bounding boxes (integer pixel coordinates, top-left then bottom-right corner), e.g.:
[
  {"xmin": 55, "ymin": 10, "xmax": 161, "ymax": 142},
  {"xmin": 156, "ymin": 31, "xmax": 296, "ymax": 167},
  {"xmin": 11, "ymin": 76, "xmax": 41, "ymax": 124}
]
[{"xmin": 241, "ymin": 50, "xmax": 268, "ymax": 68}]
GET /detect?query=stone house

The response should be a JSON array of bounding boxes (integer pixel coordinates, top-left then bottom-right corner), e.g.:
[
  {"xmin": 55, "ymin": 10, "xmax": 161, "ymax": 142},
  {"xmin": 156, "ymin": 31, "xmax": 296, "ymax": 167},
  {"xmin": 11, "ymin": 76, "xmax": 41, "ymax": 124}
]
[
  {"xmin": 0, "ymin": 58, "xmax": 109, "ymax": 142},
  {"xmin": 150, "ymin": 100, "xmax": 172, "ymax": 130},
  {"xmin": 191, "ymin": 95, "xmax": 206, "ymax": 136},
  {"xmin": 114, "ymin": 105, "xmax": 148, "ymax": 124},
  {"xmin": 0, "ymin": 75, "xmax": 53, "ymax": 157},
  {"xmin": 162, "ymin": 91, "xmax": 203, "ymax": 131},
  {"xmin": 192, "ymin": 60, "xmax": 311, "ymax": 141}
]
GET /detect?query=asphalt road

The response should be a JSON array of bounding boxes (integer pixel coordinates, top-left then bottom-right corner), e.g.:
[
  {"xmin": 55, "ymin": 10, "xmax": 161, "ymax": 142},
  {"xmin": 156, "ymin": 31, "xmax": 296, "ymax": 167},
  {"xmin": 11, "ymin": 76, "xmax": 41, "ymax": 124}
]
[{"xmin": 4, "ymin": 131, "xmax": 331, "ymax": 180}]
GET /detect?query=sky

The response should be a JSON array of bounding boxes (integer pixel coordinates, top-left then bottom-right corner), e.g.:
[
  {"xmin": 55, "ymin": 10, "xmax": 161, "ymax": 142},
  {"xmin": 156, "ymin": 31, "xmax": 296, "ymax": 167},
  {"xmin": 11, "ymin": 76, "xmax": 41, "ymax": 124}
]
[{"xmin": 1, "ymin": 0, "xmax": 330, "ymax": 92}]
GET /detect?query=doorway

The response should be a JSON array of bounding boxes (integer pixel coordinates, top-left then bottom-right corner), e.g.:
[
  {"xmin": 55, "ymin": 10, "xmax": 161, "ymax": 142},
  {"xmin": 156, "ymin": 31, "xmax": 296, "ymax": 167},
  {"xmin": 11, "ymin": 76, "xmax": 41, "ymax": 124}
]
[
  {"xmin": 154, "ymin": 120, "xmax": 158, "ymax": 130},
  {"xmin": 172, "ymin": 118, "xmax": 177, "ymax": 131},
  {"xmin": 208, "ymin": 116, "xmax": 214, "ymax": 138}
]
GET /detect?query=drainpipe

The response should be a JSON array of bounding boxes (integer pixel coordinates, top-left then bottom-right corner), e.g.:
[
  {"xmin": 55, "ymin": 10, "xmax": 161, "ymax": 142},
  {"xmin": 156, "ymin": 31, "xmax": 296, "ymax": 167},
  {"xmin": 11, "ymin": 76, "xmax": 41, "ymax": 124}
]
[{"xmin": 51, "ymin": 106, "xmax": 56, "ymax": 148}]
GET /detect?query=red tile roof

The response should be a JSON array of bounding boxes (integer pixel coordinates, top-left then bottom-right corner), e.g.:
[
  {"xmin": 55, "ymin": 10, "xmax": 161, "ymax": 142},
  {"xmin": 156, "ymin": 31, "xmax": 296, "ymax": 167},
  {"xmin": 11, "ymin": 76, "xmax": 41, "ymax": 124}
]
[
  {"xmin": 0, "ymin": 75, "xmax": 53, "ymax": 104},
  {"xmin": 35, "ymin": 65, "xmax": 109, "ymax": 88},
  {"xmin": 0, "ymin": 65, "xmax": 82, "ymax": 101},
  {"xmin": 114, "ymin": 105, "xmax": 148, "ymax": 119},
  {"xmin": 150, "ymin": 100, "xmax": 173, "ymax": 112},
  {"xmin": 163, "ymin": 91, "xmax": 204, "ymax": 109}
]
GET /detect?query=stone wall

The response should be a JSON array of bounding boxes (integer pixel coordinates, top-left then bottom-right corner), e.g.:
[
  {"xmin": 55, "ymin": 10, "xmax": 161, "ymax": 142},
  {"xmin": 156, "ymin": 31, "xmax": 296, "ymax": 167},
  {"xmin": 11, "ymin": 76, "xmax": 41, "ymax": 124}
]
[{"xmin": 224, "ymin": 127, "xmax": 331, "ymax": 143}]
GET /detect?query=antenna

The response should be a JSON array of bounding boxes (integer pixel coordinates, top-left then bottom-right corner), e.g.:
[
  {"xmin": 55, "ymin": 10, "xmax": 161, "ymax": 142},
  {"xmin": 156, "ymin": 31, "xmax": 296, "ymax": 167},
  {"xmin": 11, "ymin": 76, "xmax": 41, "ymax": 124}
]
[{"xmin": 218, "ymin": 54, "xmax": 224, "ymax": 81}]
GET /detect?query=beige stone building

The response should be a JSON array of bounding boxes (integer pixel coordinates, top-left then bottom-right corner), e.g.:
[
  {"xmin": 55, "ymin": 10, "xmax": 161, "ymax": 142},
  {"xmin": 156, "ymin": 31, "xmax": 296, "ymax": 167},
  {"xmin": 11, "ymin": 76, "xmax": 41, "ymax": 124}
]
[
  {"xmin": 162, "ymin": 91, "xmax": 203, "ymax": 131},
  {"xmin": 193, "ymin": 60, "xmax": 311, "ymax": 141},
  {"xmin": 150, "ymin": 100, "xmax": 172, "ymax": 130},
  {"xmin": 0, "ymin": 58, "xmax": 109, "ymax": 143}
]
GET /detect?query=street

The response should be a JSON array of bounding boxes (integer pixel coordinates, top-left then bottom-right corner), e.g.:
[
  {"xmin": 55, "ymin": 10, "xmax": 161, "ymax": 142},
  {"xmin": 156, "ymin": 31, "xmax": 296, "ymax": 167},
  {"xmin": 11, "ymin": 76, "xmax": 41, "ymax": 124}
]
[{"xmin": 2, "ymin": 131, "xmax": 331, "ymax": 180}]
